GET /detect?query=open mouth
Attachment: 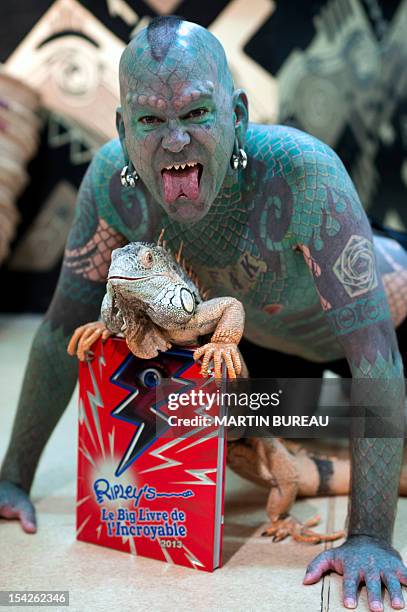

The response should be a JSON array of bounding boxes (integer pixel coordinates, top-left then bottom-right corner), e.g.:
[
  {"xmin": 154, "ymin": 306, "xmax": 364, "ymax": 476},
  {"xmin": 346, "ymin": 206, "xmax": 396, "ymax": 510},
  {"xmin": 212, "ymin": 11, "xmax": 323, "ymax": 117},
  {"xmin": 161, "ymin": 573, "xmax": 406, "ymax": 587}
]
[{"xmin": 161, "ymin": 161, "xmax": 203, "ymax": 204}]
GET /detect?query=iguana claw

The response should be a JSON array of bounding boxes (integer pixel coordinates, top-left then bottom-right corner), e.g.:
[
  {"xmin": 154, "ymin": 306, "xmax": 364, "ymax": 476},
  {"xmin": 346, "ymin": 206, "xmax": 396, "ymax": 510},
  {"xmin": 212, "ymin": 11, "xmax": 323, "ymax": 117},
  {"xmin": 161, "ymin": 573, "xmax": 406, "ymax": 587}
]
[
  {"xmin": 67, "ymin": 321, "xmax": 112, "ymax": 361},
  {"xmin": 193, "ymin": 342, "xmax": 242, "ymax": 379},
  {"xmin": 262, "ymin": 514, "xmax": 345, "ymax": 544}
]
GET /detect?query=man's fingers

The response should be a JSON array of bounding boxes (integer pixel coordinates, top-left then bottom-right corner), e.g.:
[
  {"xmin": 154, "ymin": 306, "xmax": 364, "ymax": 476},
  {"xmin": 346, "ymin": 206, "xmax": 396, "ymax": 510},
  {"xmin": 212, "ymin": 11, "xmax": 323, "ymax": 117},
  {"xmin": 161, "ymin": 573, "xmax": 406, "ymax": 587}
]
[
  {"xmin": 0, "ymin": 500, "xmax": 37, "ymax": 534},
  {"xmin": 0, "ymin": 483, "xmax": 37, "ymax": 535},
  {"xmin": 18, "ymin": 501, "xmax": 37, "ymax": 534},
  {"xmin": 382, "ymin": 573, "xmax": 405, "ymax": 610},
  {"xmin": 303, "ymin": 551, "xmax": 333, "ymax": 584},
  {"xmin": 343, "ymin": 572, "xmax": 360, "ymax": 609},
  {"xmin": 0, "ymin": 503, "xmax": 19, "ymax": 519},
  {"xmin": 365, "ymin": 575, "xmax": 383, "ymax": 612},
  {"xmin": 397, "ymin": 567, "xmax": 407, "ymax": 586}
]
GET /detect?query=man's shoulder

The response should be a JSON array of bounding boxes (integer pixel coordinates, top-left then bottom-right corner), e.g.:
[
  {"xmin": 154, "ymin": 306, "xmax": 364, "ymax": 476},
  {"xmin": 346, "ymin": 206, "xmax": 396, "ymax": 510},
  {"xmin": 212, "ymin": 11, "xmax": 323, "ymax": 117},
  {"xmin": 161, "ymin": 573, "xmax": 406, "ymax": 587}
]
[
  {"xmin": 87, "ymin": 139, "xmax": 125, "ymax": 218},
  {"xmin": 90, "ymin": 138, "xmax": 124, "ymax": 179},
  {"xmin": 247, "ymin": 123, "xmax": 338, "ymax": 169},
  {"xmin": 246, "ymin": 124, "xmax": 361, "ymax": 246}
]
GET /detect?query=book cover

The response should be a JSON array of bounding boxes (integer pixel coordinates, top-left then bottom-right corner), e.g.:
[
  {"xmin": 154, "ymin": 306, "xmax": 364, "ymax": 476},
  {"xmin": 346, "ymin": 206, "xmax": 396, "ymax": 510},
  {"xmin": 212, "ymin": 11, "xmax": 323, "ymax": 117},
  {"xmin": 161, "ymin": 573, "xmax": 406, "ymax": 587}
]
[{"xmin": 76, "ymin": 336, "xmax": 226, "ymax": 572}]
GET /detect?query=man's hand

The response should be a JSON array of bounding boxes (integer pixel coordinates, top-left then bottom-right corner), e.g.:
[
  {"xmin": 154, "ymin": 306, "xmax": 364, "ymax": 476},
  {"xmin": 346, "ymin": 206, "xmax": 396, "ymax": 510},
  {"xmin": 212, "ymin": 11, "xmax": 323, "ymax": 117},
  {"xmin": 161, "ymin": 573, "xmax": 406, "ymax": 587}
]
[
  {"xmin": 0, "ymin": 481, "xmax": 37, "ymax": 534},
  {"xmin": 304, "ymin": 535, "xmax": 407, "ymax": 610}
]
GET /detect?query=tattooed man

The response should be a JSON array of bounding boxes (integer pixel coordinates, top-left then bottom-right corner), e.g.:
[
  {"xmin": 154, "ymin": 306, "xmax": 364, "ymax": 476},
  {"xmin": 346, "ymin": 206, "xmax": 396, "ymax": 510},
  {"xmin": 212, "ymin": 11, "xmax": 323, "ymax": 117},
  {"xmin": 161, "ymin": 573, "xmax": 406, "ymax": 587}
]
[{"xmin": 2, "ymin": 16, "xmax": 407, "ymax": 611}]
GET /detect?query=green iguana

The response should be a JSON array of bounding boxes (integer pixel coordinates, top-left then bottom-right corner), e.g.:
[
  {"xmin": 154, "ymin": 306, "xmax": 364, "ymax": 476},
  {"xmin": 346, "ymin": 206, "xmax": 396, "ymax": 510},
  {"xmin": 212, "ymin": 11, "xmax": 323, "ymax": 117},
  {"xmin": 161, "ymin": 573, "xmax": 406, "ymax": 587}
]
[{"xmin": 67, "ymin": 236, "xmax": 246, "ymax": 380}]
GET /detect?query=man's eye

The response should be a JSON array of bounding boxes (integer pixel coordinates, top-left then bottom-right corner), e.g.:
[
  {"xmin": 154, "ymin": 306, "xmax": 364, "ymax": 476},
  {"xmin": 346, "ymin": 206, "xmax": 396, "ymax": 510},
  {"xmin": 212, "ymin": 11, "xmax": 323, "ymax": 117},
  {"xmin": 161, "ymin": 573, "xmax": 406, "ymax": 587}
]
[
  {"xmin": 139, "ymin": 116, "xmax": 163, "ymax": 125},
  {"xmin": 184, "ymin": 108, "xmax": 208, "ymax": 119}
]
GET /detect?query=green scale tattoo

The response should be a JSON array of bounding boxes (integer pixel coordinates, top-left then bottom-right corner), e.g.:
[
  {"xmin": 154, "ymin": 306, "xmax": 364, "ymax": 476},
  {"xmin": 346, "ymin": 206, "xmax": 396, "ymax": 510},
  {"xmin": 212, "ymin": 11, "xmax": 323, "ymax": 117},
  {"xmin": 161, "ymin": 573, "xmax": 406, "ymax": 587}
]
[{"xmin": 2, "ymin": 16, "xmax": 407, "ymax": 612}]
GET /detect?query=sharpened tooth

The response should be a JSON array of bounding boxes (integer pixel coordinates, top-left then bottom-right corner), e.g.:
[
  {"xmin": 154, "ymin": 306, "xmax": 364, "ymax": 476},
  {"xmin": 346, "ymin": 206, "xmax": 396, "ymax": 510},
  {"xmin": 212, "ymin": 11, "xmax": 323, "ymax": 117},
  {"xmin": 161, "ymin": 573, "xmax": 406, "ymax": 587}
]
[{"xmin": 164, "ymin": 162, "xmax": 199, "ymax": 171}]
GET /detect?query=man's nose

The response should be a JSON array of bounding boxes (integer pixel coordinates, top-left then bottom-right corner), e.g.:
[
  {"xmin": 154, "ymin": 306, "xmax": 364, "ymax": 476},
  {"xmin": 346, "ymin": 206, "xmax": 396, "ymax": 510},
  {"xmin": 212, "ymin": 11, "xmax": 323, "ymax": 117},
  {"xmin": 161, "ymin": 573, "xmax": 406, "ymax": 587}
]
[{"xmin": 161, "ymin": 120, "xmax": 190, "ymax": 153}]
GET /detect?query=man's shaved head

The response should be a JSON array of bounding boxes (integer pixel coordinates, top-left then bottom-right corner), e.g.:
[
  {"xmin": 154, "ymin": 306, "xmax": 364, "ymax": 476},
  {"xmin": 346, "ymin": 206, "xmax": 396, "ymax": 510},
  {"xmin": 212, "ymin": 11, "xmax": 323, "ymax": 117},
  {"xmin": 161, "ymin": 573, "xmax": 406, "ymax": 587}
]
[
  {"xmin": 119, "ymin": 17, "xmax": 234, "ymax": 97},
  {"xmin": 146, "ymin": 15, "xmax": 183, "ymax": 62},
  {"xmin": 116, "ymin": 17, "xmax": 248, "ymax": 224}
]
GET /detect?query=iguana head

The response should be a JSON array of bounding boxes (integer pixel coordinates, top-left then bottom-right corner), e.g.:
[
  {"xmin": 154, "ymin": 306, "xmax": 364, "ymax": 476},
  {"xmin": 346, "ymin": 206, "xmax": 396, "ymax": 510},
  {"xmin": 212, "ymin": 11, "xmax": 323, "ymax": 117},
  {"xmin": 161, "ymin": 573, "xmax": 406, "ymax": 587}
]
[{"xmin": 107, "ymin": 242, "xmax": 201, "ymax": 328}]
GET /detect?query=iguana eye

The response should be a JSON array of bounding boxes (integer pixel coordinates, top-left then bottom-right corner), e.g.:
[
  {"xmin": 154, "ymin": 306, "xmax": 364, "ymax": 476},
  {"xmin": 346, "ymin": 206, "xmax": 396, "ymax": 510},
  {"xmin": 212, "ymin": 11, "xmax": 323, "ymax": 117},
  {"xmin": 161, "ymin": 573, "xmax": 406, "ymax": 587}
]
[{"xmin": 140, "ymin": 250, "xmax": 154, "ymax": 268}]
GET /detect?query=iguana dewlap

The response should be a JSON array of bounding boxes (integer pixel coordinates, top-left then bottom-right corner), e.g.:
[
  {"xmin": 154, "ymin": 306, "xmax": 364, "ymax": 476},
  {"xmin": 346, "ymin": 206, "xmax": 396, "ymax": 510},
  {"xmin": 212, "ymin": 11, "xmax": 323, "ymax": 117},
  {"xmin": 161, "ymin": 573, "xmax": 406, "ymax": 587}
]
[{"xmin": 68, "ymin": 241, "xmax": 245, "ymax": 379}]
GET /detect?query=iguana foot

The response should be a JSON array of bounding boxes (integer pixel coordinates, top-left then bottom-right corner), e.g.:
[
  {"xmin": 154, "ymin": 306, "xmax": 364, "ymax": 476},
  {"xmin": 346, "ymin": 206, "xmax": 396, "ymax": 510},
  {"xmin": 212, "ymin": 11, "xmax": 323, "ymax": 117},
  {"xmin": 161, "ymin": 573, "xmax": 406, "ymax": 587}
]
[
  {"xmin": 193, "ymin": 342, "xmax": 242, "ymax": 379},
  {"xmin": 67, "ymin": 321, "xmax": 113, "ymax": 361},
  {"xmin": 262, "ymin": 514, "xmax": 345, "ymax": 544}
]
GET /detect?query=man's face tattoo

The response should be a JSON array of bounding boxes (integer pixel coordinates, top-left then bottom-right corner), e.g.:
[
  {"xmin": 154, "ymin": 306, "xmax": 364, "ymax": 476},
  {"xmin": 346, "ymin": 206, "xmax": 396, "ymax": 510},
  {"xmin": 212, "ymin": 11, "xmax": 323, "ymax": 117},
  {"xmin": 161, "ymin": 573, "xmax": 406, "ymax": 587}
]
[{"xmin": 118, "ymin": 21, "xmax": 237, "ymax": 224}]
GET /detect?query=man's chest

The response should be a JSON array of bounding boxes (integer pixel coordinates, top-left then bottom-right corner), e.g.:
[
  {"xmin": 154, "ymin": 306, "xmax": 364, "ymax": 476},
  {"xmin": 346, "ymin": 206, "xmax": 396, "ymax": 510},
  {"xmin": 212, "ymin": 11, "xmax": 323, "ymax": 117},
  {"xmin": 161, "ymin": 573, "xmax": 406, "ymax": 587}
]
[
  {"xmin": 120, "ymin": 176, "xmax": 324, "ymax": 319},
  {"xmin": 159, "ymin": 215, "xmax": 320, "ymax": 317},
  {"xmin": 120, "ymin": 192, "xmax": 337, "ymax": 358}
]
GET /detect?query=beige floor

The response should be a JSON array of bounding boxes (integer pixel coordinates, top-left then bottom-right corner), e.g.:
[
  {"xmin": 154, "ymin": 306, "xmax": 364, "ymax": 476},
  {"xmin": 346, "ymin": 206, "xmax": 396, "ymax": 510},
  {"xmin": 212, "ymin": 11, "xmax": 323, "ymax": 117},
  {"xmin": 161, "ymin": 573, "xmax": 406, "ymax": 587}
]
[{"xmin": 0, "ymin": 315, "xmax": 406, "ymax": 612}]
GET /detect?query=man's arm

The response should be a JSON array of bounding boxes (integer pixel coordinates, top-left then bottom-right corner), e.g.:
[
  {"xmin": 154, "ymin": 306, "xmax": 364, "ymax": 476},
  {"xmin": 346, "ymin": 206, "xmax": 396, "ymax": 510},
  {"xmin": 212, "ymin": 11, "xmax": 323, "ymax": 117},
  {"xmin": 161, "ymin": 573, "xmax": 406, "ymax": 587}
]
[
  {"xmin": 0, "ymin": 150, "xmax": 127, "ymax": 532},
  {"xmin": 288, "ymin": 139, "xmax": 406, "ymax": 611}
]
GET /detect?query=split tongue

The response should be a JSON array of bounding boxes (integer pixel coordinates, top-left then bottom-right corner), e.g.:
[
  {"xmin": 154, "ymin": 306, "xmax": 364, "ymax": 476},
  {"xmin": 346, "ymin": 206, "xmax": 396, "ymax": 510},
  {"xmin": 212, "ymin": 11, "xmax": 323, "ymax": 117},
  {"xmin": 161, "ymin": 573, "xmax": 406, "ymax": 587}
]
[{"xmin": 162, "ymin": 166, "xmax": 200, "ymax": 203}]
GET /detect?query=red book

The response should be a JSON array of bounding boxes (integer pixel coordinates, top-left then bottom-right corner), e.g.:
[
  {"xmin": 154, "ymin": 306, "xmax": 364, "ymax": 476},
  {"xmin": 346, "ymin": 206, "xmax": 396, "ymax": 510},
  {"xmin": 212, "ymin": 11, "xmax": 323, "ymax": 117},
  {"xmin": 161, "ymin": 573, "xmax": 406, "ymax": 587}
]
[{"xmin": 76, "ymin": 337, "xmax": 226, "ymax": 572}]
